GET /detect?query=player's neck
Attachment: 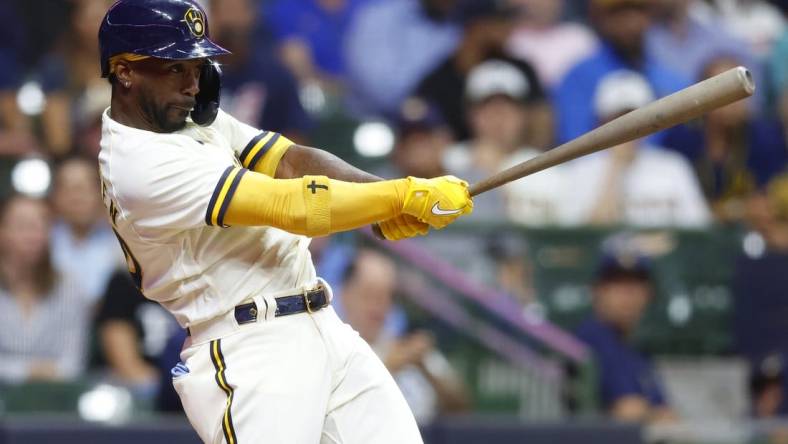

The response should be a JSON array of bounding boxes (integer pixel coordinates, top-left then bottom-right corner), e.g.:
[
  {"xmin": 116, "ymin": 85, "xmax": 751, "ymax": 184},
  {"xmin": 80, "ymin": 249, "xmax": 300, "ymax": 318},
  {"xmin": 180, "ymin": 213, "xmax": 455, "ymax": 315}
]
[{"xmin": 109, "ymin": 95, "xmax": 161, "ymax": 133}]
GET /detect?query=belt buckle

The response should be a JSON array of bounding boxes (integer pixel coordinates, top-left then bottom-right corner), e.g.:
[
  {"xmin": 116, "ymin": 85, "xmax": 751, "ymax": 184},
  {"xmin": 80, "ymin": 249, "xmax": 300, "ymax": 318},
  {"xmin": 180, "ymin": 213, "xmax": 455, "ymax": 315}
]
[{"xmin": 303, "ymin": 288, "xmax": 314, "ymax": 314}]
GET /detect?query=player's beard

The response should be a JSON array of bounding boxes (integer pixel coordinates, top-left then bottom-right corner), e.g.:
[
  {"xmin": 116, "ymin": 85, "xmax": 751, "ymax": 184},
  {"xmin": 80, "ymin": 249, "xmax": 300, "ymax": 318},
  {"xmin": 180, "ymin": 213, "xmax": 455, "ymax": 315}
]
[{"xmin": 138, "ymin": 90, "xmax": 189, "ymax": 133}]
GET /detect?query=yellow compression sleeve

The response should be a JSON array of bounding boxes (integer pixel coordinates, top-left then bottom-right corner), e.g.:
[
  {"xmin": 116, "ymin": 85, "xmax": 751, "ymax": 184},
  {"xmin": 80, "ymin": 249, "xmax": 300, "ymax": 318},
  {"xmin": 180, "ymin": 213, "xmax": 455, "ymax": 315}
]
[{"xmin": 223, "ymin": 171, "xmax": 408, "ymax": 237}]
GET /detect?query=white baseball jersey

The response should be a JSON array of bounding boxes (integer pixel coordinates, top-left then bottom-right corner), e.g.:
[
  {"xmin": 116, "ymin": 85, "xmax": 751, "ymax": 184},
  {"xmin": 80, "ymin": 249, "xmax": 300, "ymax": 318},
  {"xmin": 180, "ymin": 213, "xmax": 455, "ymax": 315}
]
[{"xmin": 98, "ymin": 108, "xmax": 316, "ymax": 327}]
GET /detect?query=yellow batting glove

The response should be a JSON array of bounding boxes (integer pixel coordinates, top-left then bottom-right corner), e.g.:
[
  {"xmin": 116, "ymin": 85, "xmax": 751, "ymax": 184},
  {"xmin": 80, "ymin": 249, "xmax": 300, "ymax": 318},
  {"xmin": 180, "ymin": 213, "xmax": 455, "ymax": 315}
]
[
  {"xmin": 402, "ymin": 176, "xmax": 473, "ymax": 229},
  {"xmin": 377, "ymin": 214, "xmax": 429, "ymax": 241}
]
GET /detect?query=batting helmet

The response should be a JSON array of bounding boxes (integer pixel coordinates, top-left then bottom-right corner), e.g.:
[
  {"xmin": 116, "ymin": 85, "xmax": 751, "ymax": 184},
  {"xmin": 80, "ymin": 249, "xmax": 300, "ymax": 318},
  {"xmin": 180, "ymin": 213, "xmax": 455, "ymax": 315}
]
[{"xmin": 98, "ymin": 0, "xmax": 229, "ymax": 78}]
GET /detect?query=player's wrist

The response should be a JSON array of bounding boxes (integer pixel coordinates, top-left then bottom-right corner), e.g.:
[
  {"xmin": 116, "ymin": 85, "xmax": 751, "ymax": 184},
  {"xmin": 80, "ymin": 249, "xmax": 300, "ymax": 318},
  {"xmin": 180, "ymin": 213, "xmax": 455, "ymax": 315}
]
[
  {"xmin": 401, "ymin": 176, "xmax": 430, "ymax": 218},
  {"xmin": 392, "ymin": 178, "xmax": 412, "ymax": 213}
]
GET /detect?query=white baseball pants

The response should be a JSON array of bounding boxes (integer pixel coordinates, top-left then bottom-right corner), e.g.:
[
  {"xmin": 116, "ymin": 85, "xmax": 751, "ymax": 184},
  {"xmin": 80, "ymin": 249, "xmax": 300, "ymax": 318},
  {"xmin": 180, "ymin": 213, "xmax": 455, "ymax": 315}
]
[{"xmin": 173, "ymin": 305, "xmax": 423, "ymax": 443}]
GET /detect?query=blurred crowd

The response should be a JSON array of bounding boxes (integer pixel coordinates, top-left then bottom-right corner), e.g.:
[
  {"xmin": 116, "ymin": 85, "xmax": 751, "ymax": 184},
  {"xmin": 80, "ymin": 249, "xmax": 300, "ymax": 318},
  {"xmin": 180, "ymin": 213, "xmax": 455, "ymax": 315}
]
[{"xmin": 1, "ymin": 0, "xmax": 788, "ymax": 430}]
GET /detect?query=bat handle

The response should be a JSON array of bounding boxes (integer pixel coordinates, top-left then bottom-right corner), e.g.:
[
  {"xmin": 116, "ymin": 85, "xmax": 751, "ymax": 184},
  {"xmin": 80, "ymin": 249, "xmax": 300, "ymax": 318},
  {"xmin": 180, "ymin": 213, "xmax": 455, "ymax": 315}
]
[{"xmin": 467, "ymin": 183, "xmax": 483, "ymax": 197}]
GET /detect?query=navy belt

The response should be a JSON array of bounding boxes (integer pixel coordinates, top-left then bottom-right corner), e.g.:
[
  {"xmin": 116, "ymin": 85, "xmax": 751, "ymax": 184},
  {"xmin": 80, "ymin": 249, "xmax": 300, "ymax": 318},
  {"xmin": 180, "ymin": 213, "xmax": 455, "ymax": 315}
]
[{"xmin": 234, "ymin": 287, "xmax": 328, "ymax": 325}]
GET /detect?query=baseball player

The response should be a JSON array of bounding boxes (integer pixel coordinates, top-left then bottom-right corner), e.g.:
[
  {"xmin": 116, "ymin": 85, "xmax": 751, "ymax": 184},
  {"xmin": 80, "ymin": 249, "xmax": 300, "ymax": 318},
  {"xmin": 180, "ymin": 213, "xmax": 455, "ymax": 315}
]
[{"xmin": 96, "ymin": 1, "xmax": 473, "ymax": 443}]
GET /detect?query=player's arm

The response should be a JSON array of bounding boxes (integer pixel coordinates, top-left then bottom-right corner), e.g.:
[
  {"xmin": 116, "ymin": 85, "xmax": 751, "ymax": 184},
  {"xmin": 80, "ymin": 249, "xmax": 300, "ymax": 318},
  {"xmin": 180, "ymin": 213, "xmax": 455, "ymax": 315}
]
[
  {"xmin": 238, "ymin": 134, "xmax": 379, "ymax": 184},
  {"xmin": 244, "ymin": 140, "xmax": 436, "ymax": 239},
  {"xmin": 274, "ymin": 144, "xmax": 380, "ymax": 183},
  {"xmin": 216, "ymin": 168, "xmax": 472, "ymax": 237},
  {"xmin": 274, "ymin": 145, "xmax": 438, "ymax": 240},
  {"xmin": 237, "ymin": 133, "xmax": 377, "ymax": 183}
]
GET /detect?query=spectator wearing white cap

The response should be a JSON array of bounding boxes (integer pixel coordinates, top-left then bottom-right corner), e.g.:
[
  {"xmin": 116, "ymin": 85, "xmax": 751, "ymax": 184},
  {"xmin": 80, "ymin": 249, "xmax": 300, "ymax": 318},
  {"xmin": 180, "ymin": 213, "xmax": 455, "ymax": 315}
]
[
  {"xmin": 564, "ymin": 70, "xmax": 712, "ymax": 227},
  {"xmin": 444, "ymin": 58, "xmax": 555, "ymax": 223}
]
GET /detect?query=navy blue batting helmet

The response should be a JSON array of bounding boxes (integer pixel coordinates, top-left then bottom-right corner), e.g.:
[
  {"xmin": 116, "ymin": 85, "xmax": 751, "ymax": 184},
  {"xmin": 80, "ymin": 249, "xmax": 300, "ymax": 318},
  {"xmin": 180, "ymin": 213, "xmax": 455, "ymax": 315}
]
[{"xmin": 98, "ymin": 0, "xmax": 230, "ymax": 78}]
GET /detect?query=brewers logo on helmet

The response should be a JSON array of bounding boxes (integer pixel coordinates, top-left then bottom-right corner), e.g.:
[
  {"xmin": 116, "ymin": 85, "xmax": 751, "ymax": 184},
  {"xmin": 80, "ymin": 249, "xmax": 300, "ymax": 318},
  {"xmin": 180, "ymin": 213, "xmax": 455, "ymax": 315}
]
[{"xmin": 183, "ymin": 7, "xmax": 206, "ymax": 38}]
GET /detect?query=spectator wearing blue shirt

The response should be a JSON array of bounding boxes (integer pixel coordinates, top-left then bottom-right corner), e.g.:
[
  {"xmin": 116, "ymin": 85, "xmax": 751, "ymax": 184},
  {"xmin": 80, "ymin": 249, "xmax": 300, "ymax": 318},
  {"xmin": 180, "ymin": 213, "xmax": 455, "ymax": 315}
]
[
  {"xmin": 574, "ymin": 245, "xmax": 678, "ymax": 423},
  {"xmin": 210, "ymin": 0, "xmax": 313, "ymax": 143},
  {"xmin": 0, "ymin": 2, "xmax": 37, "ymax": 157},
  {"xmin": 0, "ymin": 49, "xmax": 21, "ymax": 93},
  {"xmin": 663, "ymin": 55, "xmax": 788, "ymax": 222},
  {"xmin": 32, "ymin": 0, "xmax": 111, "ymax": 157},
  {"xmin": 344, "ymin": 0, "xmax": 462, "ymax": 114},
  {"xmin": 646, "ymin": 0, "xmax": 755, "ymax": 89},
  {"xmin": 554, "ymin": 0, "xmax": 688, "ymax": 144},
  {"xmin": 264, "ymin": 0, "xmax": 371, "ymax": 89},
  {"xmin": 0, "ymin": 48, "xmax": 36, "ymax": 157},
  {"xmin": 0, "ymin": 1, "xmax": 26, "ymax": 91},
  {"xmin": 50, "ymin": 156, "xmax": 125, "ymax": 304}
]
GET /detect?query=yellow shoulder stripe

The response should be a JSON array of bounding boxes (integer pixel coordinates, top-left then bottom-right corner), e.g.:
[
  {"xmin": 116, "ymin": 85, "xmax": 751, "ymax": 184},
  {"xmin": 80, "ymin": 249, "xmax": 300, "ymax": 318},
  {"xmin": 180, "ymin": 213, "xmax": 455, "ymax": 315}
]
[
  {"xmin": 238, "ymin": 131, "xmax": 294, "ymax": 175},
  {"xmin": 206, "ymin": 166, "xmax": 248, "ymax": 227},
  {"xmin": 256, "ymin": 137, "xmax": 293, "ymax": 177}
]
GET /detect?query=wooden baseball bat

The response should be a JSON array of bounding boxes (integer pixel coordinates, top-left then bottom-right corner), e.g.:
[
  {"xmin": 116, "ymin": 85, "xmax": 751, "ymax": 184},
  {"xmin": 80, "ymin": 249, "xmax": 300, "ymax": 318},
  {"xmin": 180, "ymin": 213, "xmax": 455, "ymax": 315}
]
[
  {"xmin": 373, "ymin": 66, "xmax": 754, "ymax": 239},
  {"xmin": 468, "ymin": 66, "xmax": 755, "ymax": 196}
]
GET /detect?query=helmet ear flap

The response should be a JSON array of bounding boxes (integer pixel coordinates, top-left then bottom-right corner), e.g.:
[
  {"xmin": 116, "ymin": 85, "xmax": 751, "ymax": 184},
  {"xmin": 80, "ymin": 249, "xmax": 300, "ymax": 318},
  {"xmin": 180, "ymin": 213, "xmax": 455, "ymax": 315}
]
[{"xmin": 191, "ymin": 60, "xmax": 222, "ymax": 126}]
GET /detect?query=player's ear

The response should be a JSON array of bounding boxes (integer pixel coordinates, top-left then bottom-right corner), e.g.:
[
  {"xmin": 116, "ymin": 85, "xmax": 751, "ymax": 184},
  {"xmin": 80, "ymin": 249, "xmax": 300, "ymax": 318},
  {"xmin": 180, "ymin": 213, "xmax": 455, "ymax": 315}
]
[{"xmin": 114, "ymin": 61, "xmax": 133, "ymax": 89}]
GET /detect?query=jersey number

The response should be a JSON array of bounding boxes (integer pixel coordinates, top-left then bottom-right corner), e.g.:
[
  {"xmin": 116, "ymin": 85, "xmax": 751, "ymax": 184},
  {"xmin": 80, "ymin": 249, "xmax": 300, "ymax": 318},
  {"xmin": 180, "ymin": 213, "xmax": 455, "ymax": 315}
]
[
  {"xmin": 112, "ymin": 228, "xmax": 143, "ymax": 290},
  {"xmin": 105, "ymin": 194, "xmax": 144, "ymax": 290}
]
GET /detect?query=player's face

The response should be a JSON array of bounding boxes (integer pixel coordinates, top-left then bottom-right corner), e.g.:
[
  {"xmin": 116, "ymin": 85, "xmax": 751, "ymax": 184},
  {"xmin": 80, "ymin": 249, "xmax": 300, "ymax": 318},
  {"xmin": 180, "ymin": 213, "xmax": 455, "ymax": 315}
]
[{"xmin": 130, "ymin": 58, "xmax": 205, "ymax": 133}]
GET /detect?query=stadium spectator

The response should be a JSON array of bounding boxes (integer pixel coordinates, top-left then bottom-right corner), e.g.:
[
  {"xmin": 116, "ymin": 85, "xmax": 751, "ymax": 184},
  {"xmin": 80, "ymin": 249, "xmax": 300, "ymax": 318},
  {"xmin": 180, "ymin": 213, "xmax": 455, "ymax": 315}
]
[
  {"xmin": 574, "ymin": 241, "xmax": 678, "ymax": 423},
  {"xmin": 733, "ymin": 174, "xmax": 788, "ymax": 381},
  {"xmin": 0, "ymin": 194, "xmax": 91, "ymax": 383},
  {"xmin": 485, "ymin": 231, "xmax": 540, "ymax": 312},
  {"xmin": 0, "ymin": 3, "xmax": 37, "ymax": 157},
  {"xmin": 50, "ymin": 156, "xmax": 124, "ymax": 304},
  {"xmin": 444, "ymin": 59, "xmax": 551, "ymax": 223},
  {"xmin": 554, "ymin": 0, "xmax": 688, "ymax": 144},
  {"xmin": 750, "ymin": 353, "xmax": 787, "ymax": 417},
  {"xmin": 746, "ymin": 173, "xmax": 788, "ymax": 252},
  {"xmin": 209, "ymin": 0, "xmax": 313, "ymax": 142},
  {"xmin": 342, "ymin": 248, "xmax": 470, "ymax": 423},
  {"xmin": 34, "ymin": 0, "xmax": 112, "ymax": 157},
  {"xmin": 376, "ymin": 97, "xmax": 452, "ymax": 180},
  {"xmin": 415, "ymin": 2, "xmax": 533, "ymax": 143},
  {"xmin": 770, "ymin": 27, "xmax": 788, "ymax": 132},
  {"xmin": 663, "ymin": 56, "xmax": 788, "ymax": 222},
  {"xmin": 747, "ymin": 353, "xmax": 788, "ymax": 444},
  {"xmin": 344, "ymin": 0, "xmax": 462, "ymax": 115},
  {"xmin": 690, "ymin": 0, "xmax": 785, "ymax": 59},
  {"xmin": 263, "ymin": 0, "xmax": 370, "ymax": 90},
  {"xmin": 647, "ymin": 0, "xmax": 754, "ymax": 84},
  {"xmin": 566, "ymin": 70, "xmax": 712, "ymax": 227},
  {"xmin": 505, "ymin": 0, "xmax": 598, "ymax": 90},
  {"xmin": 96, "ymin": 269, "xmax": 180, "ymax": 401}
]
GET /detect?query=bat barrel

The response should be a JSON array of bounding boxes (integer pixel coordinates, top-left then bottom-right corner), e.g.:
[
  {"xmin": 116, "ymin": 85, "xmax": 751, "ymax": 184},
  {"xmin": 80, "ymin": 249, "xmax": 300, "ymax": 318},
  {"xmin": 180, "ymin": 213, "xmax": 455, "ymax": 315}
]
[{"xmin": 468, "ymin": 66, "xmax": 755, "ymax": 197}]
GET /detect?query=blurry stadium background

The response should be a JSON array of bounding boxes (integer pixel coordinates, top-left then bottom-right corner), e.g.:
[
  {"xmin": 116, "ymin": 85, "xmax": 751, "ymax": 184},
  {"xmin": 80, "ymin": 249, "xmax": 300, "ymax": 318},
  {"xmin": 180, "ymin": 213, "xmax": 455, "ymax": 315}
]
[{"xmin": 1, "ymin": 0, "xmax": 788, "ymax": 442}]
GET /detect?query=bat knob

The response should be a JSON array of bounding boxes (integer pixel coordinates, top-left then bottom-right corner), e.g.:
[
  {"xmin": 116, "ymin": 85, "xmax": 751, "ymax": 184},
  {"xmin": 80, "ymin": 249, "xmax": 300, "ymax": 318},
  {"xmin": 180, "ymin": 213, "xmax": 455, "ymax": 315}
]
[
  {"xmin": 371, "ymin": 223, "xmax": 386, "ymax": 240},
  {"xmin": 735, "ymin": 66, "xmax": 756, "ymax": 95}
]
